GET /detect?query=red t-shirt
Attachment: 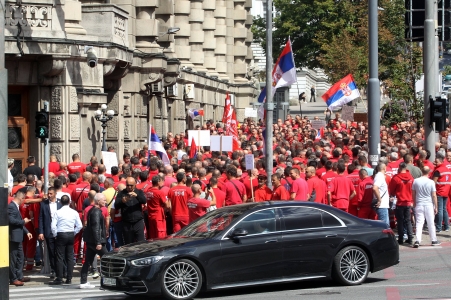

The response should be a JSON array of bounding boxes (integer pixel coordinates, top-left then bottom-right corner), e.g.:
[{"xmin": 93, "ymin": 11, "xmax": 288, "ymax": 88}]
[
  {"xmin": 358, "ymin": 176, "xmax": 374, "ymax": 207},
  {"xmin": 146, "ymin": 187, "xmax": 167, "ymax": 220},
  {"xmin": 322, "ymin": 171, "xmax": 338, "ymax": 185},
  {"xmin": 168, "ymin": 185, "xmax": 193, "ymax": 217},
  {"xmin": 213, "ymin": 187, "xmax": 226, "ymax": 208},
  {"xmin": 164, "ymin": 176, "xmax": 177, "ymax": 188},
  {"xmin": 316, "ymin": 167, "xmax": 327, "ymax": 179},
  {"xmin": 307, "ymin": 176, "xmax": 327, "ymax": 204},
  {"xmin": 328, "ymin": 175, "xmax": 355, "ymax": 209},
  {"xmin": 224, "ymin": 179, "xmax": 246, "ymax": 206},
  {"xmin": 272, "ymin": 185, "xmax": 290, "ymax": 200},
  {"xmin": 290, "ymin": 178, "xmax": 309, "ymax": 201},
  {"xmin": 188, "ymin": 197, "xmax": 211, "ymax": 222},
  {"xmin": 67, "ymin": 162, "xmax": 86, "ymax": 174},
  {"xmin": 71, "ymin": 182, "xmax": 90, "ymax": 212},
  {"xmin": 346, "ymin": 170, "xmax": 361, "ymax": 206},
  {"xmin": 242, "ymin": 177, "xmax": 258, "ymax": 199},
  {"xmin": 48, "ymin": 162, "xmax": 60, "ymax": 174},
  {"xmin": 254, "ymin": 186, "xmax": 272, "ymax": 202}
]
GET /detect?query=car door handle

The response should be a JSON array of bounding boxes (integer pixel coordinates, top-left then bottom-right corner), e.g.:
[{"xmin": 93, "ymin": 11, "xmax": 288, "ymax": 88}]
[
  {"xmin": 265, "ymin": 239, "xmax": 278, "ymax": 243},
  {"xmin": 325, "ymin": 234, "xmax": 337, "ymax": 238}
]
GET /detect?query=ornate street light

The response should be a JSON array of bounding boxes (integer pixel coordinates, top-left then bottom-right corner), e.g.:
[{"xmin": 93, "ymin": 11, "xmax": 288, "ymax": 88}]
[{"xmin": 94, "ymin": 104, "xmax": 115, "ymax": 151}]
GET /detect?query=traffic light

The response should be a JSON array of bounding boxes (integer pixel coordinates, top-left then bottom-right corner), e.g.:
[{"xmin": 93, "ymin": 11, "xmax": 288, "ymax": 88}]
[
  {"xmin": 35, "ymin": 110, "xmax": 49, "ymax": 139},
  {"xmin": 430, "ymin": 96, "xmax": 446, "ymax": 132}
]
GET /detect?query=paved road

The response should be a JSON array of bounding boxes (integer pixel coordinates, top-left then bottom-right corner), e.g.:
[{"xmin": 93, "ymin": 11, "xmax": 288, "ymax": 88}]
[{"xmin": 11, "ymin": 231, "xmax": 451, "ymax": 300}]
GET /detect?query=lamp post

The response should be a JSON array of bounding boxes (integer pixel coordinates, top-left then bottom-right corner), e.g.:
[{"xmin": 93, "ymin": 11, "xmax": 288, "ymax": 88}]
[{"xmin": 94, "ymin": 104, "xmax": 115, "ymax": 152}]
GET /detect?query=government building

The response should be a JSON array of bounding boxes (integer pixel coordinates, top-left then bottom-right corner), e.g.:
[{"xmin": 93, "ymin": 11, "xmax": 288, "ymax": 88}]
[{"xmin": 5, "ymin": 0, "xmax": 256, "ymax": 173}]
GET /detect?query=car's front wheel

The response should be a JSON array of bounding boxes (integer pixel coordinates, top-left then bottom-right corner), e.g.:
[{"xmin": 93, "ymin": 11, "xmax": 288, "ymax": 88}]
[
  {"xmin": 161, "ymin": 259, "xmax": 202, "ymax": 300},
  {"xmin": 333, "ymin": 246, "xmax": 369, "ymax": 285}
]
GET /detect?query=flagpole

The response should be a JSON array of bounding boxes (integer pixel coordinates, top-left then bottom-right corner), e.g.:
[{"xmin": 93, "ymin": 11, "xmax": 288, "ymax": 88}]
[{"xmin": 265, "ymin": 0, "xmax": 274, "ymax": 189}]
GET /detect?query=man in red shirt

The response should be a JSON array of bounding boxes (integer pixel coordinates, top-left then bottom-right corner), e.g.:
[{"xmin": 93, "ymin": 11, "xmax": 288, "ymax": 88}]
[
  {"xmin": 289, "ymin": 168, "xmax": 309, "ymax": 201},
  {"xmin": 164, "ymin": 165, "xmax": 177, "ymax": 188},
  {"xmin": 306, "ymin": 166, "xmax": 327, "ymax": 204},
  {"xmin": 357, "ymin": 169, "xmax": 376, "ymax": 219},
  {"xmin": 271, "ymin": 173, "xmax": 290, "ymax": 200},
  {"xmin": 327, "ymin": 163, "xmax": 356, "ymax": 212},
  {"xmin": 346, "ymin": 164, "xmax": 361, "ymax": 216},
  {"xmin": 67, "ymin": 154, "xmax": 86, "ymax": 175},
  {"xmin": 187, "ymin": 184, "xmax": 216, "ymax": 222},
  {"xmin": 321, "ymin": 161, "xmax": 337, "ymax": 185},
  {"xmin": 315, "ymin": 156, "xmax": 328, "ymax": 179},
  {"xmin": 224, "ymin": 166, "xmax": 247, "ymax": 205},
  {"xmin": 147, "ymin": 176, "xmax": 170, "ymax": 239},
  {"xmin": 254, "ymin": 174, "xmax": 272, "ymax": 202},
  {"xmin": 71, "ymin": 172, "xmax": 91, "ymax": 263},
  {"xmin": 210, "ymin": 177, "xmax": 226, "ymax": 208},
  {"xmin": 168, "ymin": 172, "xmax": 193, "ymax": 232},
  {"xmin": 242, "ymin": 169, "xmax": 259, "ymax": 200}
]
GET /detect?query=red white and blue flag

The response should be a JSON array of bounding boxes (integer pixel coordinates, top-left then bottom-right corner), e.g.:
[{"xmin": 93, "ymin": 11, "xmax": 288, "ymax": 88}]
[
  {"xmin": 257, "ymin": 38, "xmax": 297, "ymax": 121},
  {"xmin": 148, "ymin": 124, "xmax": 170, "ymax": 166},
  {"xmin": 322, "ymin": 74, "xmax": 361, "ymax": 110},
  {"xmin": 188, "ymin": 108, "xmax": 204, "ymax": 119}
]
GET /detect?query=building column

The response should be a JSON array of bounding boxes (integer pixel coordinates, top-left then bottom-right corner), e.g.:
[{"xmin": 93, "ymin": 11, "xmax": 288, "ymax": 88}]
[
  {"xmin": 244, "ymin": 0, "xmax": 253, "ymax": 68},
  {"xmin": 203, "ymin": 0, "xmax": 218, "ymax": 77},
  {"xmin": 64, "ymin": 0, "xmax": 87, "ymax": 35},
  {"xmin": 233, "ymin": 0, "xmax": 248, "ymax": 82},
  {"xmin": 135, "ymin": 1, "xmax": 160, "ymax": 52},
  {"xmin": 215, "ymin": 0, "xmax": 228, "ymax": 81},
  {"xmin": 174, "ymin": 0, "xmax": 193, "ymax": 67},
  {"xmin": 190, "ymin": 0, "xmax": 207, "ymax": 73},
  {"xmin": 226, "ymin": 1, "xmax": 234, "ymax": 81}
]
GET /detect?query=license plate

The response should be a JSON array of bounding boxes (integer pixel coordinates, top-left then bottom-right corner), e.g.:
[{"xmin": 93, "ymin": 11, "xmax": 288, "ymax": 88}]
[{"xmin": 103, "ymin": 277, "xmax": 116, "ymax": 286}]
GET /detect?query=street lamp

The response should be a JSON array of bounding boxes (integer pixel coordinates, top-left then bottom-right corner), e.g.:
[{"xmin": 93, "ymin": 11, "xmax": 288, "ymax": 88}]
[{"xmin": 94, "ymin": 104, "xmax": 115, "ymax": 151}]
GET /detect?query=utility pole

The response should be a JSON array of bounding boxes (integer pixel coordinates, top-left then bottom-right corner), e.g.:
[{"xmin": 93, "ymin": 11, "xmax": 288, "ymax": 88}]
[
  {"xmin": 424, "ymin": 0, "xmax": 437, "ymax": 161},
  {"xmin": 265, "ymin": 0, "xmax": 274, "ymax": 188},
  {"xmin": 368, "ymin": 0, "xmax": 381, "ymax": 167},
  {"xmin": 0, "ymin": 0, "xmax": 10, "ymax": 298}
]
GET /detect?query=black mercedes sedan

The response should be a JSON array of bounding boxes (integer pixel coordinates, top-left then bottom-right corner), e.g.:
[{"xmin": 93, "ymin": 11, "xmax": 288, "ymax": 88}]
[{"xmin": 100, "ymin": 202, "xmax": 399, "ymax": 300}]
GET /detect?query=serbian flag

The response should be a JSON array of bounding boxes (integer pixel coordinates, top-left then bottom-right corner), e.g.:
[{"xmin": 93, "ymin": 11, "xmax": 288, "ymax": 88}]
[
  {"xmin": 188, "ymin": 108, "xmax": 204, "ymax": 119},
  {"xmin": 322, "ymin": 74, "xmax": 361, "ymax": 110},
  {"xmin": 257, "ymin": 38, "xmax": 297, "ymax": 121},
  {"xmin": 222, "ymin": 93, "xmax": 232, "ymax": 124},
  {"xmin": 148, "ymin": 124, "xmax": 170, "ymax": 166},
  {"xmin": 190, "ymin": 137, "xmax": 197, "ymax": 158},
  {"xmin": 315, "ymin": 127, "xmax": 324, "ymax": 141}
]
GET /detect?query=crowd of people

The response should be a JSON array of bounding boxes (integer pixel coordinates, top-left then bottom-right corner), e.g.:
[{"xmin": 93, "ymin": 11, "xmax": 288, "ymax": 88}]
[{"xmin": 7, "ymin": 113, "xmax": 451, "ymax": 288}]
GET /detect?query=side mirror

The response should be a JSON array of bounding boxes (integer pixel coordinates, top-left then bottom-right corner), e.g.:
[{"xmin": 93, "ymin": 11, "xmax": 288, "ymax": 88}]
[{"xmin": 228, "ymin": 228, "xmax": 248, "ymax": 238}]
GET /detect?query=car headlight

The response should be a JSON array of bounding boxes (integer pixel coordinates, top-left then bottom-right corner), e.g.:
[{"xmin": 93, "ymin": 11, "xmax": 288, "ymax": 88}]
[{"xmin": 130, "ymin": 256, "xmax": 164, "ymax": 266}]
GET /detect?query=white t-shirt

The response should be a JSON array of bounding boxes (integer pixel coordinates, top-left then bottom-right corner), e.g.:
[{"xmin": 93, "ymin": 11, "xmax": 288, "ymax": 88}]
[
  {"xmin": 412, "ymin": 176, "xmax": 436, "ymax": 206},
  {"xmin": 373, "ymin": 172, "xmax": 389, "ymax": 208},
  {"xmin": 56, "ymin": 191, "xmax": 71, "ymax": 203},
  {"xmin": 49, "ymin": 201, "xmax": 58, "ymax": 219}
]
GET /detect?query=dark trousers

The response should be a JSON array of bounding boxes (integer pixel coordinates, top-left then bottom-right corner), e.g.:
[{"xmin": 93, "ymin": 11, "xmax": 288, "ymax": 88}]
[
  {"xmin": 113, "ymin": 221, "xmax": 124, "ymax": 248},
  {"xmin": 310, "ymin": 93, "xmax": 316, "ymax": 102},
  {"xmin": 122, "ymin": 219, "xmax": 145, "ymax": 245},
  {"xmin": 55, "ymin": 232, "xmax": 74, "ymax": 281},
  {"xmin": 9, "ymin": 241, "xmax": 24, "ymax": 283},
  {"xmin": 80, "ymin": 243, "xmax": 108, "ymax": 284},
  {"xmin": 395, "ymin": 205, "xmax": 413, "ymax": 242},
  {"xmin": 45, "ymin": 237, "xmax": 57, "ymax": 272}
]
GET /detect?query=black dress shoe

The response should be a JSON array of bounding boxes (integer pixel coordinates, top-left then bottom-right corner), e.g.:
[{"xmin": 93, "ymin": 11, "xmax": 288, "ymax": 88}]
[
  {"xmin": 48, "ymin": 280, "xmax": 63, "ymax": 285},
  {"xmin": 65, "ymin": 279, "xmax": 71, "ymax": 284}
]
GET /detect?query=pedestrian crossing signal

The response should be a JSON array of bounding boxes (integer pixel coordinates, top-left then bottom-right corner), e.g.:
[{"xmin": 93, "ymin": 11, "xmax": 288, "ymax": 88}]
[{"xmin": 35, "ymin": 110, "xmax": 49, "ymax": 139}]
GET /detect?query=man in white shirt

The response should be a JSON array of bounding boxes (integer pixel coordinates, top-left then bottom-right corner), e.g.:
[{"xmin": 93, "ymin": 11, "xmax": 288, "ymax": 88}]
[
  {"xmin": 49, "ymin": 195, "xmax": 82, "ymax": 285},
  {"xmin": 412, "ymin": 166, "xmax": 440, "ymax": 247},
  {"xmin": 373, "ymin": 163, "xmax": 390, "ymax": 226}
]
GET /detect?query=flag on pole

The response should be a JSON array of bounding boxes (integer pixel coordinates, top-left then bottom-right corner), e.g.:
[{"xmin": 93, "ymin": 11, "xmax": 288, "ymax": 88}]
[
  {"xmin": 190, "ymin": 137, "xmax": 197, "ymax": 158},
  {"xmin": 225, "ymin": 107, "xmax": 240, "ymax": 151},
  {"xmin": 188, "ymin": 108, "xmax": 204, "ymax": 119},
  {"xmin": 222, "ymin": 93, "xmax": 232, "ymax": 124},
  {"xmin": 148, "ymin": 124, "xmax": 170, "ymax": 165},
  {"xmin": 321, "ymin": 74, "xmax": 361, "ymax": 110},
  {"xmin": 257, "ymin": 38, "xmax": 297, "ymax": 121}
]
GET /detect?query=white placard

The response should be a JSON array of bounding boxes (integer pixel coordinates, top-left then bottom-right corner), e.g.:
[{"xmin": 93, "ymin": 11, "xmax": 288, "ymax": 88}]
[
  {"xmin": 210, "ymin": 136, "xmax": 233, "ymax": 152},
  {"xmin": 311, "ymin": 120, "xmax": 326, "ymax": 130},
  {"xmin": 101, "ymin": 151, "xmax": 118, "ymax": 174},
  {"xmin": 341, "ymin": 106, "xmax": 355, "ymax": 121},
  {"xmin": 448, "ymin": 134, "xmax": 451, "ymax": 150},
  {"xmin": 245, "ymin": 154, "xmax": 255, "ymax": 170},
  {"xmin": 244, "ymin": 107, "xmax": 258, "ymax": 117},
  {"xmin": 188, "ymin": 130, "xmax": 211, "ymax": 146}
]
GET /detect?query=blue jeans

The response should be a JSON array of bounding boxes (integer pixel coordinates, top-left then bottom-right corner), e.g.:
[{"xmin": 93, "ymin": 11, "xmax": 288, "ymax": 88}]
[
  {"xmin": 435, "ymin": 196, "xmax": 450, "ymax": 231},
  {"xmin": 113, "ymin": 221, "xmax": 124, "ymax": 248},
  {"xmin": 377, "ymin": 208, "xmax": 389, "ymax": 227},
  {"xmin": 106, "ymin": 222, "xmax": 115, "ymax": 252}
]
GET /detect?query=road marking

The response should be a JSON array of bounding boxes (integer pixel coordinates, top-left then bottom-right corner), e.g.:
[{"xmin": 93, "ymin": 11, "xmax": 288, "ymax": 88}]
[
  {"xmin": 386, "ymin": 287, "xmax": 400, "ymax": 300},
  {"xmin": 384, "ymin": 267, "xmax": 395, "ymax": 279}
]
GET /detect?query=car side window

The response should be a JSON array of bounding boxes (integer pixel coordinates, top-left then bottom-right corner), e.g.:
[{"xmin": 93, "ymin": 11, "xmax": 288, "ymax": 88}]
[
  {"xmin": 237, "ymin": 209, "xmax": 277, "ymax": 235},
  {"xmin": 322, "ymin": 211, "xmax": 342, "ymax": 227},
  {"xmin": 280, "ymin": 207, "xmax": 322, "ymax": 230}
]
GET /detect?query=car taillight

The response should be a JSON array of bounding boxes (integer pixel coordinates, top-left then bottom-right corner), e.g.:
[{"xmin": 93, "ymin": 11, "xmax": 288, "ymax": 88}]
[{"xmin": 382, "ymin": 228, "xmax": 395, "ymax": 236}]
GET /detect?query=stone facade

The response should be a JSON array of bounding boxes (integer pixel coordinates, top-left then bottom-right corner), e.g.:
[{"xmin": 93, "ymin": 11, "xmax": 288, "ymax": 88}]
[{"xmin": 4, "ymin": 0, "xmax": 256, "ymax": 165}]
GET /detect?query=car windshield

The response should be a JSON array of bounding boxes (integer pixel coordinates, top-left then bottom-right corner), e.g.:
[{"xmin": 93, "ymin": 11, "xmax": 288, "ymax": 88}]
[{"xmin": 174, "ymin": 204, "xmax": 263, "ymax": 239}]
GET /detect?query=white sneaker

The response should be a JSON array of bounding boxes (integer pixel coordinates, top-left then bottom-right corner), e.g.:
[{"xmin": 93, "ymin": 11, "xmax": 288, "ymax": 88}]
[
  {"xmin": 92, "ymin": 272, "xmax": 100, "ymax": 279},
  {"xmin": 79, "ymin": 282, "xmax": 96, "ymax": 289}
]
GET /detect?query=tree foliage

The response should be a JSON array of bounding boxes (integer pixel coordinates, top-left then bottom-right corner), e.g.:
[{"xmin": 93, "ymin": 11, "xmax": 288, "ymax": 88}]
[{"xmin": 252, "ymin": 0, "xmax": 424, "ymax": 124}]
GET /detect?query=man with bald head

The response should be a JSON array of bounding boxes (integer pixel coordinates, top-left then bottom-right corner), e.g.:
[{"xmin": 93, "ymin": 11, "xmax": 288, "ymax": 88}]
[
  {"xmin": 114, "ymin": 177, "xmax": 147, "ymax": 244},
  {"xmin": 306, "ymin": 166, "xmax": 327, "ymax": 204}
]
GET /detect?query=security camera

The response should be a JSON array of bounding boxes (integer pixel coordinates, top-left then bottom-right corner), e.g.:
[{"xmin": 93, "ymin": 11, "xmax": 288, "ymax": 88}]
[{"xmin": 84, "ymin": 46, "xmax": 98, "ymax": 68}]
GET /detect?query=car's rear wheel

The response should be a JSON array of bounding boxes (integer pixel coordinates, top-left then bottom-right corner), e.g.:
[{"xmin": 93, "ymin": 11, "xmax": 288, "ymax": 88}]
[
  {"xmin": 333, "ymin": 246, "xmax": 369, "ymax": 285},
  {"xmin": 161, "ymin": 259, "xmax": 202, "ymax": 300}
]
